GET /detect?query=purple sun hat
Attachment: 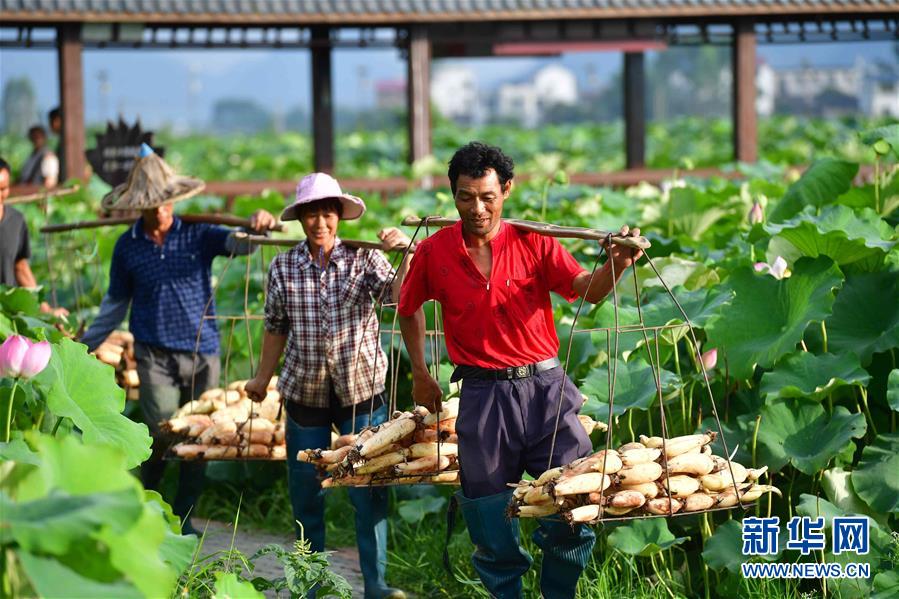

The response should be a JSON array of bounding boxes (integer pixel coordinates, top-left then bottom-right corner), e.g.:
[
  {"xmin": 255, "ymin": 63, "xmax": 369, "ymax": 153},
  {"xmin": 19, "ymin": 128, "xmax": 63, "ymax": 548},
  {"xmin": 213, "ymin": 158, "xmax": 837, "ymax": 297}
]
[{"xmin": 280, "ymin": 172, "xmax": 366, "ymax": 222}]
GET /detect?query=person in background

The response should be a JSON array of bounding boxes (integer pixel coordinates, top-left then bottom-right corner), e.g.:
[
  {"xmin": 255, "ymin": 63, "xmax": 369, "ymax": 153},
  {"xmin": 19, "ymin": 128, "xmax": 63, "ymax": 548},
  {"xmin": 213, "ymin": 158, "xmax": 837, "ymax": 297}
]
[
  {"xmin": 245, "ymin": 172, "xmax": 412, "ymax": 599},
  {"xmin": 0, "ymin": 157, "xmax": 68, "ymax": 317},
  {"xmin": 81, "ymin": 144, "xmax": 277, "ymax": 535},
  {"xmin": 19, "ymin": 126, "xmax": 59, "ymax": 188},
  {"xmin": 48, "ymin": 107, "xmax": 63, "ymax": 178}
]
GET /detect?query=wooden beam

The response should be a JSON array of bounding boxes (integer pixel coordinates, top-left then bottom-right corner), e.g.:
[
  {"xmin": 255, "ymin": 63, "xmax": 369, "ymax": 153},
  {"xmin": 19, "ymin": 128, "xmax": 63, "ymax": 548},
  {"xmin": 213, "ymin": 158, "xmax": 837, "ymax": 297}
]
[
  {"xmin": 311, "ymin": 26, "xmax": 334, "ymax": 174},
  {"xmin": 732, "ymin": 19, "xmax": 758, "ymax": 163},
  {"xmin": 1, "ymin": 6, "xmax": 893, "ymax": 25},
  {"xmin": 407, "ymin": 25, "xmax": 432, "ymax": 166},
  {"xmin": 624, "ymin": 51, "xmax": 645, "ymax": 169},
  {"xmin": 57, "ymin": 24, "xmax": 86, "ymax": 181}
]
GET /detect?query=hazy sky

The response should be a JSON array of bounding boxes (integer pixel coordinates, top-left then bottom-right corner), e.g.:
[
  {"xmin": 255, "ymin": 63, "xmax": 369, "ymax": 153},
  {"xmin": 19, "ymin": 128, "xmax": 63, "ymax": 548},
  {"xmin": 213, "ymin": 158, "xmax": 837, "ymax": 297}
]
[{"xmin": 0, "ymin": 39, "xmax": 895, "ymax": 131}]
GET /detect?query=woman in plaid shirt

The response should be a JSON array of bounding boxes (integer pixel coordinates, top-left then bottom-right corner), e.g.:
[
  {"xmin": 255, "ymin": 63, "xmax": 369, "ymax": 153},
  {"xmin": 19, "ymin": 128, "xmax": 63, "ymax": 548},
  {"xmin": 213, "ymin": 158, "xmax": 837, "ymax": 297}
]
[{"xmin": 246, "ymin": 173, "xmax": 412, "ymax": 599}]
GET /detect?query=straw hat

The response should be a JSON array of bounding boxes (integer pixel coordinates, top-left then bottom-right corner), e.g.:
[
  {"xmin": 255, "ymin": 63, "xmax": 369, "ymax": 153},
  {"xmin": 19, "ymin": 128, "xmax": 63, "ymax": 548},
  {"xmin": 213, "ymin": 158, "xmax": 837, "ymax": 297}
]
[
  {"xmin": 102, "ymin": 144, "xmax": 205, "ymax": 211},
  {"xmin": 280, "ymin": 172, "xmax": 366, "ymax": 221}
]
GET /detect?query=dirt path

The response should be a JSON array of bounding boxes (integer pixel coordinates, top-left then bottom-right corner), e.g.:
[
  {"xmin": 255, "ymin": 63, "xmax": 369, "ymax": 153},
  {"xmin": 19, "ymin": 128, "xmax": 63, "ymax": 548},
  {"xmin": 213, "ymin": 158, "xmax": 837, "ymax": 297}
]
[{"xmin": 194, "ymin": 518, "xmax": 365, "ymax": 597}]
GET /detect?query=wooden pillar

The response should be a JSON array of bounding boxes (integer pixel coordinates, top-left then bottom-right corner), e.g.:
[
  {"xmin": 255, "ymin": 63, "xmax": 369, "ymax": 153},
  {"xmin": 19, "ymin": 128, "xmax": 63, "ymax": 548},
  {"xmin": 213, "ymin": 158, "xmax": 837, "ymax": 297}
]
[
  {"xmin": 732, "ymin": 19, "xmax": 757, "ymax": 163},
  {"xmin": 406, "ymin": 25, "xmax": 432, "ymax": 166},
  {"xmin": 623, "ymin": 52, "xmax": 645, "ymax": 169},
  {"xmin": 311, "ymin": 26, "xmax": 334, "ymax": 173},
  {"xmin": 57, "ymin": 24, "xmax": 86, "ymax": 181}
]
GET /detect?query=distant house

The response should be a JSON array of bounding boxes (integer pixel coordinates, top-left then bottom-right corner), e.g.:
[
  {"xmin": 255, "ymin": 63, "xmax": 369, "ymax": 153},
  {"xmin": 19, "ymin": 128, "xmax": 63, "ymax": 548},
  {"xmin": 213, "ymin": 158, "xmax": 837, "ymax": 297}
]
[
  {"xmin": 375, "ymin": 79, "xmax": 406, "ymax": 111},
  {"xmin": 759, "ymin": 57, "xmax": 898, "ymax": 118},
  {"xmin": 861, "ymin": 61, "xmax": 899, "ymax": 118},
  {"xmin": 431, "ymin": 65, "xmax": 482, "ymax": 125},
  {"xmin": 494, "ymin": 64, "xmax": 578, "ymax": 127}
]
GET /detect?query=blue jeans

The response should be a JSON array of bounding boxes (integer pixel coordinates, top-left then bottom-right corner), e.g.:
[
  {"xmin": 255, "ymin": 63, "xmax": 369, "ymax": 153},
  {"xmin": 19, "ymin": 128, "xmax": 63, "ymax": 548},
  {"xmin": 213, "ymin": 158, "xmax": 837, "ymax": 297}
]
[{"xmin": 285, "ymin": 404, "xmax": 391, "ymax": 598}]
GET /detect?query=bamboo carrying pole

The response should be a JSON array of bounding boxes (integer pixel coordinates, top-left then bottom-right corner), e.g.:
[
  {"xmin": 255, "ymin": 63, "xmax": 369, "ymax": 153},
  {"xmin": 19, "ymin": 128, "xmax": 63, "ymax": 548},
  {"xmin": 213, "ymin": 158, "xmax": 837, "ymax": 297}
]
[
  {"xmin": 233, "ymin": 232, "xmax": 409, "ymax": 252},
  {"xmin": 401, "ymin": 216, "xmax": 651, "ymax": 250},
  {"xmin": 40, "ymin": 213, "xmax": 285, "ymax": 234},
  {"xmin": 7, "ymin": 185, "xmax": 81, "ymax": 205}
]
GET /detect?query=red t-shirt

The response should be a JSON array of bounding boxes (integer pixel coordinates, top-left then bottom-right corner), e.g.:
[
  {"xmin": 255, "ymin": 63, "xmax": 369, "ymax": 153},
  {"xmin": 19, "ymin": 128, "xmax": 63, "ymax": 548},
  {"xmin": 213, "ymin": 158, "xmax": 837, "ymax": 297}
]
[{"xmin": 398, "ymin": 220, "xmax": 586, "ymax": 368}]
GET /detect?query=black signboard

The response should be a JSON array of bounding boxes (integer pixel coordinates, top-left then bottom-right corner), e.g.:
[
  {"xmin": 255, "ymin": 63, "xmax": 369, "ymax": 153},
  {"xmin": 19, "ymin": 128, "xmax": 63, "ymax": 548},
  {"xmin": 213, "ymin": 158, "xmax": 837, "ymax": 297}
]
[{"xmin": 86, "ymin": 118, "xmax": 164, "ymax": 187}]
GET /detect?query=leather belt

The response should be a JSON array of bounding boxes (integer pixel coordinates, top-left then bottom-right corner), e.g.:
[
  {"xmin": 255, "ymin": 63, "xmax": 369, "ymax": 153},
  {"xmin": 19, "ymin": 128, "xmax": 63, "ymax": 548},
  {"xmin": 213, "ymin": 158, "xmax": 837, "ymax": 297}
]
[{"xmin": 450, "ymin": 357, "xmax": 561, "ymax": 382}]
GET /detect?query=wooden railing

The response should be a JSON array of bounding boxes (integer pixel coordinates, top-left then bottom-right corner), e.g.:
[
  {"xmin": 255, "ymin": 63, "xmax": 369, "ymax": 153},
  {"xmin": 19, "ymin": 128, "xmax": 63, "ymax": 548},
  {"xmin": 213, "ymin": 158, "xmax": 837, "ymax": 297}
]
[{"xmin": 8, "ymin": 164, "xmax": 875, "ymax": 207}]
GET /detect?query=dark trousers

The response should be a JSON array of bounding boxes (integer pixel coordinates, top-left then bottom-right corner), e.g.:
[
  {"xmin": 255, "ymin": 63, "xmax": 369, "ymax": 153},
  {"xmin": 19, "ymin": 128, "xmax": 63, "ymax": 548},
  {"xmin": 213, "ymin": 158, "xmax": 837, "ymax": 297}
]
[
  {"xmin": 455, "ymin": 366, "xmax": 596, "ymax": 599},
  {"xmin": 456, "ymin": 366, "xmax": 593, "ymax": 497},
  {"xmin": 135, "ymin": 342, "xmax": 220, "ymax": 528}
]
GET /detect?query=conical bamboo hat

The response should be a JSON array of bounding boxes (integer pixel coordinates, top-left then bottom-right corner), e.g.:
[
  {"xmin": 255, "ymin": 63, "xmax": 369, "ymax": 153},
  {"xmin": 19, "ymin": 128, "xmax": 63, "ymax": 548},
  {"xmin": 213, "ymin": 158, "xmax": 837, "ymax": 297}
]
[{"xmin": 102, "ymin": 144, "xmax": 205, "ymax": 211}]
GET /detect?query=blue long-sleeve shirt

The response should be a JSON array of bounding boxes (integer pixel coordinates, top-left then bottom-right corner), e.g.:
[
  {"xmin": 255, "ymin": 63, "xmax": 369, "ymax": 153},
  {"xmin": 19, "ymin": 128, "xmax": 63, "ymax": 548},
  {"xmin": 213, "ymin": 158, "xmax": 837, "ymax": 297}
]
[{"xmin": 82, "ymin": 217, "xmax": 258, "ymax": 353}]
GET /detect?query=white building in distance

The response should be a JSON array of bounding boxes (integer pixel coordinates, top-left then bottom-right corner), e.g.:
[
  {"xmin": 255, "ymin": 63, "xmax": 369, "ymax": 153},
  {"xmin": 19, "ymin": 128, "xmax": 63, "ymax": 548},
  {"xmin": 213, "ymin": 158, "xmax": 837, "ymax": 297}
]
[
  {"xmin": 495, "ymin": 64, "xmax": 578, "ymax": 127},
  {"xmin": 431, "ymin": 64, "xmax": 482, "ymax": 125},
  {"xmin": 756, "ymin": 57, "xmax": 899, "ymax": 118}
]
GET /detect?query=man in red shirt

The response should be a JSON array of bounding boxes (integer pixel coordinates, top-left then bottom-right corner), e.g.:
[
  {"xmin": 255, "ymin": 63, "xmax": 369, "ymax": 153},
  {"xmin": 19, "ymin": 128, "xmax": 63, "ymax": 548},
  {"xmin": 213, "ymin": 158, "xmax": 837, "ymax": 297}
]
[{"xmin": 398, "ymin": 142, "xmax": 642, "ymax": 599}]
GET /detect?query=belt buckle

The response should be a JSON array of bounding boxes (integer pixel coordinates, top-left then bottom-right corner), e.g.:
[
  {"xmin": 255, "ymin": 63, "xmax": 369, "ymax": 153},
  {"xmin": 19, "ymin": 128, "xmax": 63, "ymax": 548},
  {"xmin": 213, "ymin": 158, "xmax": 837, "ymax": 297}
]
[{"xmin": 515, "ymin": 365, "xmax": 529, "ymax": 378}]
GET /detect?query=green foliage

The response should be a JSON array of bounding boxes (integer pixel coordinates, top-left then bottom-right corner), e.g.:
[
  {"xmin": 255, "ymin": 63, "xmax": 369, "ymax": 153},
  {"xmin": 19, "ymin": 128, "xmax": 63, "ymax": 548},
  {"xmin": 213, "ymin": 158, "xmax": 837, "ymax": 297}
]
[
  {"xmin": 706, "ymin": 257, "xmax": 844, "ymax": 380},
  {"xmin": 851, "ymin": 433, "xmax": 899, "ymax": 514},
  {"xmin": 606, "ymin": 519, "xmax": 687, "ymax": 557},
  {"xmin": 767, "ymin": 158, "xmax": 859, "ymax": 223},
  {"xmin": 0, "ymin": 434, "xmax": 194, "ymax": 598},
  {"xmin": 759, "ymin": 351, "xmax": 870, "ymax": 400},
  {"xmin": 758, "ymin": 399, "xmax": 867, "ymax": 474},
  {"xmin": 34, "ymin": 338, "xmax": 151, "ymax": 468}
]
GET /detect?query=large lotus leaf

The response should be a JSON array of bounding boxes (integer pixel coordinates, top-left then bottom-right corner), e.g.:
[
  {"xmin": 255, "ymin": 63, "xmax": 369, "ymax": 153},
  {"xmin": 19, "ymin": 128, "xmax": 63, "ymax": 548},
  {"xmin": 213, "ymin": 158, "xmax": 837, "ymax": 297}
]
[
  {"xmin": 213, "ymin": 572, "xmax": 265, "ymax": 599},
  {"xmin": 14, "ymin": 433, "xmax": 139, "ymax": 502},
  {"xmin": 580, "ymin": 358, "xmax": 679, "ymax": 418},
  {"xmin": 98, "ymin": 499, "xmax": 185, "ymax": 599},
  {"xmin": 606, "ymin": 518, "xmax": 687, "ymax": 557},
  {"xmin": 636, "ymin": 256, "xmax": 720, "ymax": 291},
  {"xmin": 759, "ymin": 351, "xmax": 870, "ymax": 400},
  {"xmin": 765, "ymin": 205, "xmax": 896, "ymax": 271},
  {"xmin": 826, "ymin": 270, "xmax": 899, "ymax": 366},
  {"xmin": 702, "ymin": 520, "xmax": 782, "ymax": 573},
  {"xmin": 34, "ymin": 338, "xmax": 151, "ymax": 469},
  {"xmin": 1, "ymin": 489, "xmax": 141, "ymax": 555},
  {"xmin": 822, "ymin": 468, "xmax": 889, "ymax": 527},
  {"xmin": 851, "ymin": 433, "xmax": 899, "ymax": 514},
  {"xmin": 17, "ymin": 550, "xmax": 142, "ymax": 599},
  {"xmin": 768, "ymin": 159, "xmax": 858, "ymax": 223},
  {"xmin": 145, "ymin": 491, "xmax": 198, "ymax": 575},
  {"xmin": 639, "ymin": 285, "xmax": 734, "ymax": 330},
  {"xmin": 0, "ymin": 438, "xmax": 41, "ymax": 465},
  {"xmin": 889, "ymin": 369, "xmax": 899, "ymax": 413},
  {"xmin": 706, "ymin": 257, "xmax": 843, "ymax": 380},
  {"xmin": 758, "ymin": 400, "xmax": 866, "ymax": 475},
  {"xmin": 655, "ymin": 187, "xmax": 731, "ymax": 240},
  {"xmin": 0, "ymin": 286, "xmax": 41, "ymax": 317}
]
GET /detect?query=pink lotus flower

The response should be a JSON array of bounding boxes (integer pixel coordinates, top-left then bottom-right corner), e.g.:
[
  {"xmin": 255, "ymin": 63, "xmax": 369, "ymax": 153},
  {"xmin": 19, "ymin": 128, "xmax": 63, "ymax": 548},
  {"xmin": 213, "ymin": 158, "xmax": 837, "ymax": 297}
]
[
  {"xmin": 754, "ymin": 256, "xmax": 790, "ymax": 280},
  {"xmin": 0, "ymin": 335, "xmax": 51, "ymax": 379},
  {"xmin": 700, "ymin": 348, "xmax": 718, "ymax": 371},
  {"xmin": 748, "ymin": 202, "xmax": 764, "ymax": 225}
]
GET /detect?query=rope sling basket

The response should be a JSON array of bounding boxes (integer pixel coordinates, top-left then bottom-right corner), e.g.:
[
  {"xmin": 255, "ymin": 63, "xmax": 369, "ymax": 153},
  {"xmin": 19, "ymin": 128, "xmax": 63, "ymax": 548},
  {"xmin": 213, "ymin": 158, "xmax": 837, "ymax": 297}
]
[{"xmin": 163, "ymin": 227, "xmax": 456, "ymax": 472}]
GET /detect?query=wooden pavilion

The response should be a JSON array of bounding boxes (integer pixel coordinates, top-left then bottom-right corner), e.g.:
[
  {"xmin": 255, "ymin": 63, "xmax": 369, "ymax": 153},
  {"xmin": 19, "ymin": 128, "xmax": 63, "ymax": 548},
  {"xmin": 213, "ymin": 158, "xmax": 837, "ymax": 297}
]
[{"xmin": 1, "ymin": 0, "xmax": 896, "ymax": 193}]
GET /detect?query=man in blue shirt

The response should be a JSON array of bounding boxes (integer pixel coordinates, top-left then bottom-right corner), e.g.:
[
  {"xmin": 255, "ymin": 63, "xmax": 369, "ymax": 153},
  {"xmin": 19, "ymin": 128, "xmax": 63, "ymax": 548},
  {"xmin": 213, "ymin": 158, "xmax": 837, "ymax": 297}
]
[{"xmin": 82, "ymin": 145, "xmax": 276, "ymax": 534}]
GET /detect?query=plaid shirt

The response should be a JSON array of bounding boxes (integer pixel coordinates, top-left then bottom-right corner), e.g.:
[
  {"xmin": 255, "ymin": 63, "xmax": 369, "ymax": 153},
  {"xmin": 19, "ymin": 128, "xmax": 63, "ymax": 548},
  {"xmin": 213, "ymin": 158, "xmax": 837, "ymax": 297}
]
[{"xmin": 265, "ymin": 239, "xmax": 394, "ymax": 408}]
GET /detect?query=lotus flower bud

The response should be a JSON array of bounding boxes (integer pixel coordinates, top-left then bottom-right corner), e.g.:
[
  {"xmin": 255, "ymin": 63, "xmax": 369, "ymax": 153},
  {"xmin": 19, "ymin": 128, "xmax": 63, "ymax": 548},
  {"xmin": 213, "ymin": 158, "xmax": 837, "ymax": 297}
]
[
  {"xmin": 0, "ymin": 335, "xmax": 51, "ymax": 379},
  {"xmin": 0, "ymin": 335, "xmax": 29, "ymax": 378},
  {"xmin": 769, "ymin": 256, "xmax": 789, "ymax": 280},
  {"xmin": 20, "ymin": 340, "xmax": 51, "ymax": 379},
  {"xmin": 748, "ymin": 202, "xmax": 764, "ymax": 225},
  {"xmin": 700, "ymin": 348, "xmax": 718, "ymax": 371}
]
